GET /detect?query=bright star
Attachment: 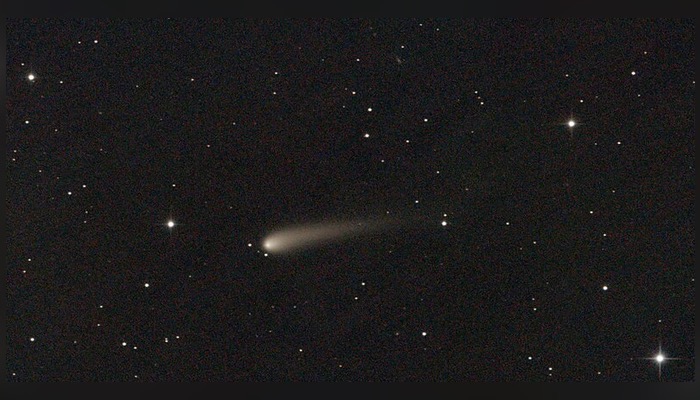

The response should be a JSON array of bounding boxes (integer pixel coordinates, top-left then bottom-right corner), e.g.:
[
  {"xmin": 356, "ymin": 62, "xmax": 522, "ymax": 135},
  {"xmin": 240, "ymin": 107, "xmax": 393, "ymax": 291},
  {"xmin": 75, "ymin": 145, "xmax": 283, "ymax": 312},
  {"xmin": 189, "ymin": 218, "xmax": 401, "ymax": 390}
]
[
  {"xmin": 167, "ymin": 220, "xmax": 175, "ymax": 228},
  {"xmin": 567, "ymin": 120, "xmax": 576, "ymax": 128},
  {"xmin": 637, "ymin": 344, "xmax": 681, "ymax": 380},
  {"xmin": 27, "ymin": 73, "xmax": 35, "ymax": 81}
]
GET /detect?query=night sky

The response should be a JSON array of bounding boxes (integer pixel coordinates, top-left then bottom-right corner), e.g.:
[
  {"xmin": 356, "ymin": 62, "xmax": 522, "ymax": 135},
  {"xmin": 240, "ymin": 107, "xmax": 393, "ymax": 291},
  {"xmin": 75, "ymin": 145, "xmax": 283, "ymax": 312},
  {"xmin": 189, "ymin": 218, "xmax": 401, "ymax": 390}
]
[{"xmin": 6, "ymin": 19, "xmax": 695, "ymax": 381}]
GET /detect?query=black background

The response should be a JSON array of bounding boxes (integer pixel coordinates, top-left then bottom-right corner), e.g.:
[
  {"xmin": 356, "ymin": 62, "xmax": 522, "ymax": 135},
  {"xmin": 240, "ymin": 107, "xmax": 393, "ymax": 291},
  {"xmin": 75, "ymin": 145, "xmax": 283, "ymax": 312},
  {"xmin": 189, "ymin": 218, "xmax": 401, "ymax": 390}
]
[{"xmin": 6, "ymin": 18, "xmax": 694, "ymax": 381}]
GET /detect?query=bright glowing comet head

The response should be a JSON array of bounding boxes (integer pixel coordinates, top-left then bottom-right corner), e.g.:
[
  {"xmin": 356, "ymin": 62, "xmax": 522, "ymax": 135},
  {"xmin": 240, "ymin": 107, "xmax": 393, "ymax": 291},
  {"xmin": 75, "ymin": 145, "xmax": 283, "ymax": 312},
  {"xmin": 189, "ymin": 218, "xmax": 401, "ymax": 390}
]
[{"xmin": 262, "ymin": 238, "xmax": 277, "ymax": 251}]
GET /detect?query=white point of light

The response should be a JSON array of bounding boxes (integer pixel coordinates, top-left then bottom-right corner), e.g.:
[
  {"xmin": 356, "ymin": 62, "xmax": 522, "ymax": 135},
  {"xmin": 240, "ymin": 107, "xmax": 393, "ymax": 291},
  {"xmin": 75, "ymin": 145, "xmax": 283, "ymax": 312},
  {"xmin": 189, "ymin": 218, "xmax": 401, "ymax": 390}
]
[
  {"xmin": 655, "ymin": 354, "xmax": 664, "ymax": 363},
  {"xmin": 28, "ymin": 73, "xmax": 35, "ymax": 81},
  {"xmin": 30, "ymin": 337, "xmax": 35, "ymax": 342},
  {"xmin": 441, "ymin": 221, "xmax": 447, "ymax": 226},
  {"xmin": 602, "ymin": 285, "xmax": 608, "ymax": 291},
  {"xmin": 422, "ymin": 332, "xmax": 427, "ymax": 336},
  {"xmin": 144, "ymin": 283, "xmax": 150, "ymax": 288},
  {"xmin": 367, "ymin": 107, "xmax": 372, "ymax": 112},
  {"xmin": 631, "ymin": 71, "xmax": 636, "ymax": 76},
  {"xmin": 568, "ymin": 120, "xmax": 576, "ymax": 128},
  {"xmin": 167, "ymin": 220, "xmax": 175, "ymax": 228}
]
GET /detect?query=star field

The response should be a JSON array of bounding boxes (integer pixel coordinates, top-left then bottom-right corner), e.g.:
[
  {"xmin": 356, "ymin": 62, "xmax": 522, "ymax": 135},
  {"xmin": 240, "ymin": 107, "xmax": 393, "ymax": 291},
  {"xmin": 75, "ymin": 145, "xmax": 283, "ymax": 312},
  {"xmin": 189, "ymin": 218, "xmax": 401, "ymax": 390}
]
[{"xmin": 6, "ymin": 19, "xmax": 694, "ymax": 381}]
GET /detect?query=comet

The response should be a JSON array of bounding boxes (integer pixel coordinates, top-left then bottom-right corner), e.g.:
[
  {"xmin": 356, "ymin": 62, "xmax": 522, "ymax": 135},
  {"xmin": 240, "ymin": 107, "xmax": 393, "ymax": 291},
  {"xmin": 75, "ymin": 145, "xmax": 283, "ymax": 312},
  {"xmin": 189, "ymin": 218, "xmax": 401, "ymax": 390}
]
[{"xmin": 261, "ymin": 218, "xmax": 406, "ymax": 254}]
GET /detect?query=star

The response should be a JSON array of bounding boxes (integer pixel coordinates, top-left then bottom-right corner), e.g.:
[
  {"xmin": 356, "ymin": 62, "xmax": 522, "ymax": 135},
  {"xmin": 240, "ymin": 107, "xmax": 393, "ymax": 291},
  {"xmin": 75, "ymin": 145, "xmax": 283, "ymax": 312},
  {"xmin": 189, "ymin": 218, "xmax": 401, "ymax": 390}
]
[
  {"xmin": 638, "ymin": 343, "xmax": 681, "ymax": 380},
  {"xmin": 567, "ymin": 119, "xmax": 576, "ymax": 128},
  {"xmin": 27, "ymin": 73, "xmax": 35, "ymax": 81},
  {"xmin": 155, "ymin": 216, "xmax": 178, "ymax": 232}
]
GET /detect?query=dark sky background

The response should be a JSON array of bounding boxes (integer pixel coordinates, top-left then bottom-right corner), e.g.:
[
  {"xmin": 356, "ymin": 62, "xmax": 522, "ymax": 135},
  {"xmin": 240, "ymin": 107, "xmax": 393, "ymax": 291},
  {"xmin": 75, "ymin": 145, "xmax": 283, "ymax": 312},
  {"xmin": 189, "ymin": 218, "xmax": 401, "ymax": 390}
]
[{"xmin": 6, "ymin": 19, "xmax": 694, "ymax": 381}]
